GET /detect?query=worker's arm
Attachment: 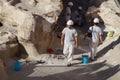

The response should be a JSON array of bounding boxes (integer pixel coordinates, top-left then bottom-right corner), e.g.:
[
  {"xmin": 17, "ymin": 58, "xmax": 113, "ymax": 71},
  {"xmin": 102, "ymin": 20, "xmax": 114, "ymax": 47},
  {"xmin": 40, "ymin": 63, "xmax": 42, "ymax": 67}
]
[
  {"xmin": 99, "ymin": 35, "xmax": 103, "ymax": 44},
  {"xmin": 99, "ymin": 28, "xmax": 103, "ymax": 44},
  {"xmin": 61, "ymin": 33, "xmax": 65, "ymax": 46},
  {"xmin": 75, "ymin": 36, "xmax": 78, "ymax": 48}
]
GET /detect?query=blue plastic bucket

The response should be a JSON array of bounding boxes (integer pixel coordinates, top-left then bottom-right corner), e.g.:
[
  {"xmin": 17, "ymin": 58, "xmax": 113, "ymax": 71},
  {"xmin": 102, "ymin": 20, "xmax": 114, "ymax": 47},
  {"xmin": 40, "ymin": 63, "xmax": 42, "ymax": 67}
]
[
  {"xmin": 82, "ymin": 55, "xmax": 89, "ymax": 64},
  {"xmin": 14, "ymin": 61, "xmax": 22, "ymax": 71}
]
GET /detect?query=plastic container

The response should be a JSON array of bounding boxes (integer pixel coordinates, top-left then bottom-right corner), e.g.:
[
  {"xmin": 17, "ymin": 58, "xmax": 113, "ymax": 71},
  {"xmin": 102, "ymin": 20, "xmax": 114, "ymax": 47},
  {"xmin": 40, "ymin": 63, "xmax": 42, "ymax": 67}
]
[
  {"xmin": 56, "ymin": 49, "xmax": 63, "ymax": 55},
  {"xmin": 14, "ymin": 61, "xmax": 22, "ymax": 71},
  {"xmin": 82, "ymin": 55, "xmax": 89, "ymax": 64},
  {"xmin": 107, "ymin": 31, "xmax": 114, "ymax": 37}
]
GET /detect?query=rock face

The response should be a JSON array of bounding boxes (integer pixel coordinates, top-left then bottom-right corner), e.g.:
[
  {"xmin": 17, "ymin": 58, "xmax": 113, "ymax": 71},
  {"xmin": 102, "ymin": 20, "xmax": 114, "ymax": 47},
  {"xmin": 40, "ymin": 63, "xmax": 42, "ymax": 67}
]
[
  {"xmin": 98, "ymin": 0, "xmax": 120, "ymax": 32},
  {"xmin": 0, "ymin": 30, "xmax": 19, "ymax": 59},
  {"xmin": 87, "ymin": 0, "xmax": 120, "ymax": 33},
  {"xmin": 0, "ymin": 0, "xmax": 62, "ymax": 60}
]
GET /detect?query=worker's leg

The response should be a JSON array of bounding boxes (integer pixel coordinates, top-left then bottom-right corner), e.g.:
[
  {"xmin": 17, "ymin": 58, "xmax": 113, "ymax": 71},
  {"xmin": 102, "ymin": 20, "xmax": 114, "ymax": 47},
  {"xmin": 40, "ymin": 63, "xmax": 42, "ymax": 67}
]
[
  {"xmin": 89, "ymin": 41, "xmax": 99, "ymax": 60},
  {"xmin": 89, "ymin": 41, "xmax": 95, "ymax": 60},
  {"xmin": 94, "ymin": 42, "xmax": 99, "ymax": 57},
  {"xmin": 67, "ymin": 45, "xmax": 74, "ymax": 63},
  {"xmin": 63, "ymin": 44, "xmax": 69, "ymax": 58}
]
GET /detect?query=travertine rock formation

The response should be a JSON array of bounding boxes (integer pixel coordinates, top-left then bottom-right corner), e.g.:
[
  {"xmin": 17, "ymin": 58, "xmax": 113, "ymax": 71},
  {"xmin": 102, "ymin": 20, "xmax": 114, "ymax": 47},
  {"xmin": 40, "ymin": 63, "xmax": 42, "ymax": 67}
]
[
  {"xmin": 99, "ymin": 0, "xmax": 120, "ymax": 32},
  {"xmin": 0, "ymin": 0, "xmax": 62, "ymax": 60},
  {"xmin": 87, "ymin": 0, "xmax": 120, "ymax": 32},
  {"xmin": 0, "ymin": 31, "xmax": 19, "ymax": 59}
]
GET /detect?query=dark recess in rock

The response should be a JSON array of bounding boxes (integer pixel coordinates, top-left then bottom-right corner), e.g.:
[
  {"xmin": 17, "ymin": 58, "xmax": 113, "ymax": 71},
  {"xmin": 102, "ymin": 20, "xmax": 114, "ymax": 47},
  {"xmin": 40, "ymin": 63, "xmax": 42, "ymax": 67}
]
[{"xmin": 10, "ymin": 0, "xmax": 21, "ymax": 6}]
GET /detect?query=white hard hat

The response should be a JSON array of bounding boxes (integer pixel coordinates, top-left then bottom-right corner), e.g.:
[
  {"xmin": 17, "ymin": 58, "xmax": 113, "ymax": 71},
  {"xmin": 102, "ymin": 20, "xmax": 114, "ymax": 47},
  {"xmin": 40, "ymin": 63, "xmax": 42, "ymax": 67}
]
[
  {"xmin": 78, "ymin": 6, "xmax": 82, "ymax": 10},
  {"xmin": 93, "ymin": 18, "xmax": 99, "ymax": 23},
  {"xmin": 68, "ymin": 2, "xmax": 73, "ymax": 6},
  {"xmin": 67, "ymin": 20, "xmax": 74, "ymax": 25}
]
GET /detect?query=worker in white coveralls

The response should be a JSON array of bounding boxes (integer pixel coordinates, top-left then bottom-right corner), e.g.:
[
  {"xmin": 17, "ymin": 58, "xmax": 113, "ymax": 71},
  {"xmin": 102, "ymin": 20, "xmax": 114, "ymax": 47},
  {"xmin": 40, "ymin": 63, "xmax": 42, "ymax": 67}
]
[
  {"xmin": 61, "ymin": 20, "xmax": 78, "ymax": 66},
  {"xmin": 88, "ymin": 18, "xmax": 103, "ymax": 61},
  {"xmin": 65, "ymin": 2, "xmax": 73, "ymax": 21}
]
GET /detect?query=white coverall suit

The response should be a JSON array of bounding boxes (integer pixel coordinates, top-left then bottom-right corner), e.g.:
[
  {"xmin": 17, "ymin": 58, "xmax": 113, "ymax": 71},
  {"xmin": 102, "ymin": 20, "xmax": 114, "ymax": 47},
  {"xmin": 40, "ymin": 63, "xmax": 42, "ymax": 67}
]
[
  {"xmin": 62, "ymin": 27, "xmax": 78, "ymax": 63},
  {"xmin": 89, "ymin": 26, "xmax": 102, "ymax": 59}
]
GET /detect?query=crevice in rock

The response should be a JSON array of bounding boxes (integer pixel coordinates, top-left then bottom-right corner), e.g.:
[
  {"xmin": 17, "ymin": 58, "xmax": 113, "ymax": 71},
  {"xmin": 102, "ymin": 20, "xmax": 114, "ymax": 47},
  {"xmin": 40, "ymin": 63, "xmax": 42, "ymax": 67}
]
[
  {"xmin": 116, "ymin": 12, "xmax": 120, "ymax": 16},
  {"xmin": 9, "ymin": 0, "xmax": 21, "ymax": 6},
  {"xmin": 0, "ymin": 32, "xmax": 8, "ymax": 36},
  {"xmin": 0, "ymin": 22, "xmax": 3, "ymax": 27},
  {"xmin": 7, "ymin": 0, "xmax": 11, "ymax": 2},
  {"xmin": 34, "ymin": 0, "xmax": 38, "ymax": 6},
  {"xmin": 115, "ymin": 0, "xmax": 120, "ymax": 9},
  {"xmin": 23, "ymin": 9, "xmax": 28, "ymax": 11},
  {"xmin": 89, "ymin": 0, "xmax": 108, "ymax": 7}
]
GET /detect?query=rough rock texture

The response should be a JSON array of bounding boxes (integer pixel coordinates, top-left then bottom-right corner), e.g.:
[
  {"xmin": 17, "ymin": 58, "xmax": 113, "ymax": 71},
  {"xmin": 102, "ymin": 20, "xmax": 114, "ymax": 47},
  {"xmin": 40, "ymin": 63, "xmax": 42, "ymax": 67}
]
[
  {"xmin": 0, "ymin": 32, "xmax": 18, "ymax": 79},
  {"xmin": 0, "ymin": 31, "xmax": 19, "ymax": 59},
  {"xmin": 87, "ymin": 0, "xmax": 120, "ymax": 33},
  {"xmin": 0, "ymin": 1, "xmax": 62, "ymax": 78},
  {"xmin": 99, "ymin": 0, "xmax": 120, "ymax": 32},
  {"xmin": 0, "ymin": 0, "xmax": 62, "ymax": 60}
]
